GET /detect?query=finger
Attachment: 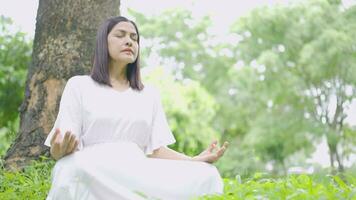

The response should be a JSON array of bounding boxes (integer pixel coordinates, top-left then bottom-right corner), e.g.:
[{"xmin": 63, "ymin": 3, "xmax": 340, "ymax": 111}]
[
  {"xmin": 65, "ymin": 135, "xmax": 76, "ymax": 154},
  {"xmin": 55, "ymin": 130, "xmax": 63, "ymax": 143},
  {"xmin": 208, "ymin": 143, "xmax": 216, "ymax": 152},
  {"xmin": 65, "ymin": 130, "xmax": 71, "ymax": 140},
  {"xmin": 73, "ymin": 139, "xmax": 79, "ymax": 152},
  {"xmin": 50, "ymin": 129, "xmax": 60, "ymax": 145},
  {"xmin": 61, "ymin": 131, "xmax": 71, "ymax": 151},
  {"xmin": 62, "ymin": 131, "xmax": 71, "ymax": 145},
  {"xmin": 217, "ymin": 146, "xmax": 226, "ymax": 157},
  {"xmin": 66, "ymin": 133, "xmax": 76, "ymax": 152},
  {"xmin": 221, "ymin": 142, "xmax": 229, "ymax": 150},
  {"xmin": 208, "ymin": 140, "xmax": 218, "ymax": 152},
  {"xmin": 56, "ymin": 132, "xmax": 63, "ymax": 143},
  {"xmin": 68, "ymin": 134, "xmax": 76, "ymax": 146},
  {"xmin": 68, "ymin": 139, "xmax": 79, "ymax": 154}
]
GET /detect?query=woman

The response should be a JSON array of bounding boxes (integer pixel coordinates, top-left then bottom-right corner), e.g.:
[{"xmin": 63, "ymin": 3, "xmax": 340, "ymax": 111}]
[{"xmin": 44, "ymin": 16, "xmax": 229, "ymax": 200}]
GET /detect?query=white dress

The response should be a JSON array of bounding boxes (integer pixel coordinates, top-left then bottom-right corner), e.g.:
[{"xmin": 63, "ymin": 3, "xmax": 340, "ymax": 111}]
[{"xmin": 44, "ymin": 75, "xmax": 223, "ymax": 200}]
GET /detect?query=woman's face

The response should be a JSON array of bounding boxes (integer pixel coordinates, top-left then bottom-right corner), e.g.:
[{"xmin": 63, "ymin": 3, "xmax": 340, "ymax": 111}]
[{"xmin": 107, "ymin": 21, "xmax": 139, "ymax": 65}]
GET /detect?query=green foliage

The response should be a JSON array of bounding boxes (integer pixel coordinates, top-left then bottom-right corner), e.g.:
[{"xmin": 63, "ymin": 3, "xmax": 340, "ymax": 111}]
[
  {"xmin": 0, "ymin": 117, "xmax": 19, "ymax": 158},
  {"xmin": 143, "ymin": 66, "xmax": 220, "ymax": 156},
  {"xmin": 0, "ymin": 158, "xmax": 54, "ymax": 199},
  {"xmin": 129, "ymin": 1, "xmax": 356, "ymax": 175},
  {"xmin": 0, "ymin": 15, "xmax": 32, "ymax": 164},
  {"xmin": 215, "ymin": 139, "xmax": 265, "ymax": 179},
  {"xmin": 197, "ymin": 173, "xmax": 356, "ymax": 200},
  {"xmin": 130, "ymin": 8, "xmax": 212, "ymax": 74},
  {"xmin": 0, "ymin": 159, "xmax": 354, "ymax": 199},
  {"xmin": 227, "ymin": 0, "xmax": 356, "ymax": 169},
  {"xmin": 129, "ymin": 8, "xmax": 236, "ymax": 96},
  {"xmin": 0, "ymin": 15, "xmax": 32, "ymax": 127}
]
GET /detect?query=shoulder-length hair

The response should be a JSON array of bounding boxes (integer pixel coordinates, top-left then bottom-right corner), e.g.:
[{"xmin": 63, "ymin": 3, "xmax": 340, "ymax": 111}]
[{"xmin": 90, "ymin": 16, "xmax": 144, "ymax": 91}]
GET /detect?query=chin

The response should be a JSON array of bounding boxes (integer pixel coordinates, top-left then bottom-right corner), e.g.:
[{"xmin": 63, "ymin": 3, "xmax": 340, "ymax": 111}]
[
  {"xmin": 126, "ymin": 59, "xmax": 136, "ymax": 64},
  {"xmin": 116, "ymin": 56, "xmax": 136, "ymax": 64}
]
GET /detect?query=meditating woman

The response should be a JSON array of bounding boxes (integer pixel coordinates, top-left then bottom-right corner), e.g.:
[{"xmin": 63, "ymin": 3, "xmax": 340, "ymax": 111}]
[{"xmin": 44, "ymin": 16, "xmax": 229, "ymax": 200}]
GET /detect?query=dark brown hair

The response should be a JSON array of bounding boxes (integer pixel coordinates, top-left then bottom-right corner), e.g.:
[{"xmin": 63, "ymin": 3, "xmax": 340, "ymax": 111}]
[{"xmin": 90, "ymin": 16, "xmax": 144, "ymax": 91}]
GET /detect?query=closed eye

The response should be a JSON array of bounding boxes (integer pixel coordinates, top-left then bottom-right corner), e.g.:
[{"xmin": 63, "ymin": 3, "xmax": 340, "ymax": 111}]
[
  {"xmin": 130, "ymin": 34, "xmax": 138, "ymax": 41},
  {"xmin": 112, "ymin": 30, "xmax": 138, "ymax": 41}
]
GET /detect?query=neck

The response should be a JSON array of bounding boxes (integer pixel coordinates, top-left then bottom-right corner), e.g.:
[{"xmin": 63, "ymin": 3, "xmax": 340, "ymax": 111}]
[{"xmin": 108, "ymin": 60, "xmax": 128, "ymax": 84}]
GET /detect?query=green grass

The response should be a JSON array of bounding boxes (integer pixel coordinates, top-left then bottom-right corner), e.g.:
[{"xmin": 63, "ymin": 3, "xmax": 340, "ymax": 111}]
[
  {"xmin": 198, "ymin": 172, "xmax": 356, "ymax": 200},
  {"xmin": 0, "ymin": 157, "xmax": 54, "ymax": 200},
  {"xmin": 1, "ymin": 159, "xmax": 355, "ymax": 200}
]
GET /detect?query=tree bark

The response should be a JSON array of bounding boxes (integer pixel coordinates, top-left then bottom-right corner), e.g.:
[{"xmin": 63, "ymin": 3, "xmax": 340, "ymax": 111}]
[{"xmin": 4, "ymin": 0, "xmax": 120, "ymax": 171}]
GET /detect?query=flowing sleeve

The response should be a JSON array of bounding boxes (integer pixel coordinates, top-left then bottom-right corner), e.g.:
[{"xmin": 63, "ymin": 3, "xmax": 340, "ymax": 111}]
[
  {"xmin": 44, "ymin": 76, "xmax": 83, "ymax": 150},
  {"xmin": 144, "ymin": 87, "xmax": 176, "ymax": 155}
]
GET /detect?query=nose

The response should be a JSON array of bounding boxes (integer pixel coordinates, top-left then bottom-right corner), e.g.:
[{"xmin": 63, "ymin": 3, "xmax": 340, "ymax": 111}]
[
  {"xmin": 125, "ymin": 40, "xmax": 132, "ymax": 47},
  {"xmin": 125, "ymin": 36, "xmax": 133, "ymax": 47}
]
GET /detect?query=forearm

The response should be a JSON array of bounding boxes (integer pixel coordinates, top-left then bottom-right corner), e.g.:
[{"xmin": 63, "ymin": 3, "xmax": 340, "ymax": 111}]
[{"xmin": 147, "ymin": 146, "xmax": 194, "ymax": 161}]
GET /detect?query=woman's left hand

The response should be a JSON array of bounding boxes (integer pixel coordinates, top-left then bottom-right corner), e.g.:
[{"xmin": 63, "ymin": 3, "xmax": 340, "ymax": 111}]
[{"xmin": 192, "ymin": 140, "xmax": 229, "ymax": 163}]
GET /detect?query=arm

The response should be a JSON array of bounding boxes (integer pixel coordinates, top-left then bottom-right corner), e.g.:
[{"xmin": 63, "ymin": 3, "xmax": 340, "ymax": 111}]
[
  {"xmin": 147, "ymin": 146, "xmax": 193, "ymax": 161},
  {"xmin": 45, "ymin": 77, "xmax": 82, "ymax": 159},
  {"xmin": 148, "ymin": 140, "xmax": 229, "ymax": 163}
]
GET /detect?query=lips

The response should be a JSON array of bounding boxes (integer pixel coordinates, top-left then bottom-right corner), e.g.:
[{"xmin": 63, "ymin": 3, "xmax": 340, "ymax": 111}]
[{"xmin": 121, "ymin": 48, "xmax": 133, "ymax": 54}]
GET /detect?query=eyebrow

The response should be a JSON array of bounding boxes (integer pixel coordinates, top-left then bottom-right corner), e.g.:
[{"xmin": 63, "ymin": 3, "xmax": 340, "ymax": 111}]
[{"xmin": 112, "ymin": 29, "xmax": 137, "ymax": 35}]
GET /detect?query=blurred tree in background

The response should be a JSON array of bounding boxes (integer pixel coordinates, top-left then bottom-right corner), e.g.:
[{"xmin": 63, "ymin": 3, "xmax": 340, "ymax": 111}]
[
  {"xmin": 143, "ymin": 67, "xmax": 219, "ymax": 156},
  {"xmin": 129, "ymin": 0, "xmax": 356, "ymax": 176},
  {"xmin": 130, "ymin": 8, "xmax": 236, "ymax": 140},
  {"xmin": 0, "ymin": 16, "xmax": 32, "ymax": 157},
  {"xmin": 230, "ymin": 0, "xmax": 356, "ymax": 172}
]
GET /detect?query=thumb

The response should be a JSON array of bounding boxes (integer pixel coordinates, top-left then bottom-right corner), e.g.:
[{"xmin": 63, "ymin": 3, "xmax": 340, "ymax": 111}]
[
  {"xmin": 55, "ymin": 130, "xmax": 63, "ymax": 143},
  {"xmin": 50, "ymin": 128, "xmax": 61, "ymax": 145}
]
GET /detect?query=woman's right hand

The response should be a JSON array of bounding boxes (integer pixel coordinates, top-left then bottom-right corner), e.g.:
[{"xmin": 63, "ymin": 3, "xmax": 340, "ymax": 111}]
[{"xmin": 50, "ymin": 128, "xmax": 78, "ymax": 160}]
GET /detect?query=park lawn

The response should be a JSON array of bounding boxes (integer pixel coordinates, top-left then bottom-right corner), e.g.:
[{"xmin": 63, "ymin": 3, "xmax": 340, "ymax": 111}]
[{"xmin": 0, "ymin": 158, "xmax": 355, "ymax": 200}]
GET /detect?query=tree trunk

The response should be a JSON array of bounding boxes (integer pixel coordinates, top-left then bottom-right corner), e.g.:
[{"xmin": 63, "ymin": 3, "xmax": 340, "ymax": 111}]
[
  {"xmin": 328, "ymin": 147, "xmax": 335, "ymax": 170},
  {"xmin": 327, "ymin": 141, "xmax": 345, "ymax": 174},
  {"xmin": 4, "ymin": 0, "xmax": 120, "ymax": 171},
  {"xmin": 335, "ymin": 147, "xmax": 344, "ymax": 172}
]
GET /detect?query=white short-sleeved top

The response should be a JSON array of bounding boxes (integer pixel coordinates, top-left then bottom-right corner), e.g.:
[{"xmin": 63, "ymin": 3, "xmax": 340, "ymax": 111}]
[{"xmin": 44, "ymin": 75, "xmax": 176, "ymax": 155}]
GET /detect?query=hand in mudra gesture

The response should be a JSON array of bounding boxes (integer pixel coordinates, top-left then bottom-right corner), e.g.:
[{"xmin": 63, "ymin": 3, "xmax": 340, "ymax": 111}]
[
  {"xmin": 50, "ymin": 128, "xmax": 79, "ymax": 160},
  {"xmin": 193, "ymin": 140, "xmax": 229, "ymax": 163}
]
